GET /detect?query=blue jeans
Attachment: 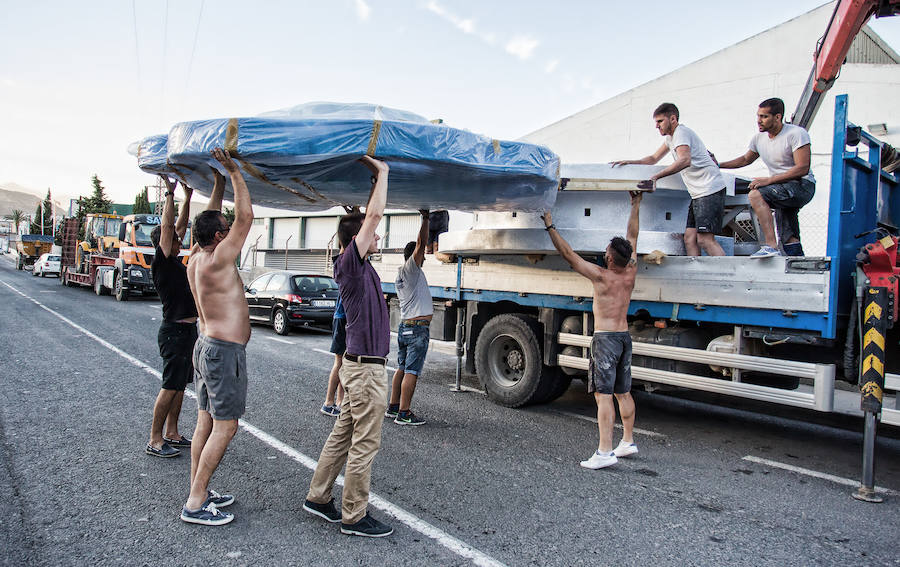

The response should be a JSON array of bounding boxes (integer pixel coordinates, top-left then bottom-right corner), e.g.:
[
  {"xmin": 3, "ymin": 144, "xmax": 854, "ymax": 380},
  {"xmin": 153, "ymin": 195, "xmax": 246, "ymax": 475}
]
[{"xmin": 397, "ymin": 323, "xmax": 430, "ymax": 375}]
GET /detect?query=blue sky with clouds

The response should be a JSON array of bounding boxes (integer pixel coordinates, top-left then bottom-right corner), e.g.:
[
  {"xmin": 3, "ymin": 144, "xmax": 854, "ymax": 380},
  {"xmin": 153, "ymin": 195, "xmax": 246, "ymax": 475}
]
[{"xmin": 1, "ymin": 0, "xmax": 897, "ymax": 203}]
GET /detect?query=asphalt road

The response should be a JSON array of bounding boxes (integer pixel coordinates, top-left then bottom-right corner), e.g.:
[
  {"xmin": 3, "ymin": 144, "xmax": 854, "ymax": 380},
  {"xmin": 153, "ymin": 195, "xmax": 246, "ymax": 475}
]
[{"xmin": 1, "ymin": 254, "xmax": 899, "ymax": 567}]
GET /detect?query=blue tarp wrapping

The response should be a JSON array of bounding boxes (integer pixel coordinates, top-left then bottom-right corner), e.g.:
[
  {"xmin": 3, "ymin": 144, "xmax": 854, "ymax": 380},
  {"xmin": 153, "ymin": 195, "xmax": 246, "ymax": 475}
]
[{"xmin": 132, "ymin": 103, "xmax": 560, "ymax": 212}]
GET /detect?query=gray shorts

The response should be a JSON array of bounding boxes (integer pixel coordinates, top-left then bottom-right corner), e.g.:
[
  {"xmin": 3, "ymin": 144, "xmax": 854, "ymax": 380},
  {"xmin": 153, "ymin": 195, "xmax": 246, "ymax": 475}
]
[
  {"xmin": 193, "ymin": 334, "xmax": 248, "ymax": 420},
  {"xmin": 588, "ymin": 331, "xmax": 633, "ymax": 395},
  {"xmin": 685, "ymin": 189, "xmax": 725, "ymax": 233}
]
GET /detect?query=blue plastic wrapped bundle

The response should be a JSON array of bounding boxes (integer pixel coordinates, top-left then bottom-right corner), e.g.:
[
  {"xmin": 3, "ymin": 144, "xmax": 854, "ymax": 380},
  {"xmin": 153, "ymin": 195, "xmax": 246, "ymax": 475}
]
[{"xmin": 131, "ymin": 102, "xmax": 560, "ymax": 212}]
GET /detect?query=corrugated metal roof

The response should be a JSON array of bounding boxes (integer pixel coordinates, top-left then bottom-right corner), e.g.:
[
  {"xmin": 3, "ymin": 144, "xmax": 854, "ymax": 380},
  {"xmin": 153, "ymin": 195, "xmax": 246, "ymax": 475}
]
[{"xmin": 847, "ymin": 26, "xmax": 900, "ymax": 65}]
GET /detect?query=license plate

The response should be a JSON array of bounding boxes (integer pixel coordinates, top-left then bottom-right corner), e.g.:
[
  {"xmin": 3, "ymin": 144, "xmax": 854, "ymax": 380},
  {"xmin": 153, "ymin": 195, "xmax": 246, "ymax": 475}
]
[{"xmin": 312, "ymin": 299, "xmax": 335, "ymax": 308}]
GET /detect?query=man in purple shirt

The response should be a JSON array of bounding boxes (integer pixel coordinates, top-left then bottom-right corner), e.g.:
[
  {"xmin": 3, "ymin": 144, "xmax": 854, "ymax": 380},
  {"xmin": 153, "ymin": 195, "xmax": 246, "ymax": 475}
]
[{"xmin": 303, "ymin": 156, "xmax": 393, "ymax": 538}]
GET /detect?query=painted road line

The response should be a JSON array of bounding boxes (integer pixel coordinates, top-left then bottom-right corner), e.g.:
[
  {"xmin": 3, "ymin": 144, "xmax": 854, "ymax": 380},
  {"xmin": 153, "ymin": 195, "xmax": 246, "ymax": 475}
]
[
  {"xmin": 742, "ymin": 455, "xmax": 899, "ymax": 496},
  {"xmin": 266, "ymin": 336, "xmax": 295, "ymax": 345},
  {"xmin": 446, "ymin": 384, "xmax": 487, "ymax": 395},
  {"xmin": 1, "ymin": 279, "xmax": 506, "ymax": 567},
  {"xmin": 548, "ymin": 409, "xmax": 667, "ymax": 438}
]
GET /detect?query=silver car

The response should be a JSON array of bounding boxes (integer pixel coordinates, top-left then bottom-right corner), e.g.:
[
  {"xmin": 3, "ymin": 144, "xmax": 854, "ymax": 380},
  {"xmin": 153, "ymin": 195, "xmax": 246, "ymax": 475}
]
[{"xmin": 32, "ymin": 253, "xmax": 61, "ymax": 277}]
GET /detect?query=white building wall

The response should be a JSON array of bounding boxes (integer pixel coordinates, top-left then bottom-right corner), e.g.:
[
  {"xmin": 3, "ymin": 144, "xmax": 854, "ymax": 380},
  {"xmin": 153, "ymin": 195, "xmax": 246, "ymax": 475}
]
[
  {"xmin": 305, "ymin": 216, "xmax": 338, "ymax": 249},
  {"xmin": 522, "ymin": 3, "xmax": 900, "ymax": 255}
]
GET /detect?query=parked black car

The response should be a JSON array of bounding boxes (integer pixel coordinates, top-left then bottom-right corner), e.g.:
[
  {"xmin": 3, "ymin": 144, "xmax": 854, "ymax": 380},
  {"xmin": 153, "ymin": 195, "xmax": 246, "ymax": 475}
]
[{"xmin": 245, "ymin": 271, "xmax": 339, "ymax": 335}]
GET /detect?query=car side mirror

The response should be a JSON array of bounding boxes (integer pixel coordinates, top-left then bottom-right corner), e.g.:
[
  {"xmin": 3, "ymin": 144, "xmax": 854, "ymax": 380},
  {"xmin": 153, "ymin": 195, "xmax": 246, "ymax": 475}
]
[{"xmin": 247, "ymin": 287, "xmax": 256, "ymax": 294}]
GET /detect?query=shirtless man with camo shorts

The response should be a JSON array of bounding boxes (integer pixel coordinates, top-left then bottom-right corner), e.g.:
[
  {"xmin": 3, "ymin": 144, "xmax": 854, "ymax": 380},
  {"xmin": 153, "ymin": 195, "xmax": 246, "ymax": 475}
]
[{"xmin": 543, "ymin": 190, "xmax": 643, "ymax": 469}]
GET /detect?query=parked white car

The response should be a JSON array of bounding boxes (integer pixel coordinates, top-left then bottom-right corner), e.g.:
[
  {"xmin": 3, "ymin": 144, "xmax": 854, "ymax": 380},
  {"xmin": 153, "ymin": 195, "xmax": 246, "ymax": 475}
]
[{"xmin": 32, "ymin": 253, "xmax": 61, "ymax": 277}]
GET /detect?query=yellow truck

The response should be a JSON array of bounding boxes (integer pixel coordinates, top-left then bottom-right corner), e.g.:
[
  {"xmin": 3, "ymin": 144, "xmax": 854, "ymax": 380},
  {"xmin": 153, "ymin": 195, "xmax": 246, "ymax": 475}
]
[{"xmin": 15, "ymin": 234, "xmax": 54, "ymax": 271}]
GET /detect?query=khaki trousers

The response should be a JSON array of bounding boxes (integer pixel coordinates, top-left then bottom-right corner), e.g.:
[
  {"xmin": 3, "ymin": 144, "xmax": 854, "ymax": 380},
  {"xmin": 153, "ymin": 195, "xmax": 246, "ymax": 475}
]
[{"xmin": 307, "ymin": 358, "xmax": 388, "ymax": 523}]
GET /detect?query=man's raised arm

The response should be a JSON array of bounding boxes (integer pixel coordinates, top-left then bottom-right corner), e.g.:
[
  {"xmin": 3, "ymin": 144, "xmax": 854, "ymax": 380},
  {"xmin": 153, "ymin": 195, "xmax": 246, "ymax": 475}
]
[
  {"xmin": 159, "ymin": 176, "xmax": 177, "ymax": 256},
  {"xmin": 355, "ymin": 156, "xmax": 389, "ymax": 259},
  {"xmin": 211, "ymin": 148, "xmax": 253, "ymax": 263},
  {"xmin": 175, "ymin": 182, "xmax": 193, "ymax": 241},
  {"xmin": 542, "ymin": 211, "xmax": 602, "ymax": 281},
  {"xmin": 206, "ymin": 168, "xmax": 226, "ymax": 212},
  {"xmin": 626, "ymin": 191, "xmax": 642, "ymax": 262},
  {"xmin": 413, "ymin": 209, "xmax": 429, "ymax": 267}
]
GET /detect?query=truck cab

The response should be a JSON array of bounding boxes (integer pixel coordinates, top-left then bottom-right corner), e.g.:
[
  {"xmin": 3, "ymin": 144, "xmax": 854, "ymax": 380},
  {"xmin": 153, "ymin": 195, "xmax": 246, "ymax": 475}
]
[{"xmin": 110, "ymin": 214, "xmax": 191, "ymax": 301}]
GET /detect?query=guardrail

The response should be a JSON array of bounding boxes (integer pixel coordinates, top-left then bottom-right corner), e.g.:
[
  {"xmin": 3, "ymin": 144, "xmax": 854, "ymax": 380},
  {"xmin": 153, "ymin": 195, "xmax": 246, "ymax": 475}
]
[{"xmin": 557, "ymin": 332, "xmax": 835, "ymax": 412}]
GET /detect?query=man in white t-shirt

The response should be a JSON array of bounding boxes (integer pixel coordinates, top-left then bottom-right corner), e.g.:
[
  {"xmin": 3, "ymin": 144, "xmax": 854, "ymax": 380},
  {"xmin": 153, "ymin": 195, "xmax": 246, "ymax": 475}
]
[
  {"xmin": 718, "ymin": 97, "xmax": 815, "ymax": 258},
  {"xmin": 385, "ymin": 210, "xmax": 433, "ymax": 426},
  {"xmin": 612, "ymin": 102, "xmax": 726, "ymax": 256}
]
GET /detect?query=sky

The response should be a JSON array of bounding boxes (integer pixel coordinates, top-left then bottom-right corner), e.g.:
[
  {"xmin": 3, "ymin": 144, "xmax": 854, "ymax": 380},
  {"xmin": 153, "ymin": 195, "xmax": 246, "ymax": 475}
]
[{"xmin": 1, "ymin": 0, "xmax": 898, "ymax": 206}]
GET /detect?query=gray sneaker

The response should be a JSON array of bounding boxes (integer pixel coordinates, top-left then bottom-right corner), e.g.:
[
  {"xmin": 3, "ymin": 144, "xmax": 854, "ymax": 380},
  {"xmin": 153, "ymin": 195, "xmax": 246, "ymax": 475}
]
[
  {"xmin": 341, "ymin": 513, "xmax": 393, "ymax": 537},
  {"xmin": 750, "ymin": 245, "xmax": 780, "ymax": 259}
]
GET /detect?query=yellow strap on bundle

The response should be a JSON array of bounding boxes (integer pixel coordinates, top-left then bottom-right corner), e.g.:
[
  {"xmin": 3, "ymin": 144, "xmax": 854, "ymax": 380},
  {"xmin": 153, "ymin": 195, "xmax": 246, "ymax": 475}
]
[
  {"xmin": 367, "ymin": 120, "xmax": 382, "ymax": 156},
  {"xmin": 225, "ymin": 118, "xmax": 239, "ymax": 154}
]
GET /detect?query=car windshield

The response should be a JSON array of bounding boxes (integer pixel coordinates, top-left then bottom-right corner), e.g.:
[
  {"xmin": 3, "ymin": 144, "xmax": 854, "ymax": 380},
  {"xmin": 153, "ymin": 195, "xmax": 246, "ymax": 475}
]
[
  {"xmin": 293, "ymin": 276, "xmax": 338, "ymax": 293},
  {"xmin": 48, "ymin": 255, "xmax": 60, "ymax": 262}
]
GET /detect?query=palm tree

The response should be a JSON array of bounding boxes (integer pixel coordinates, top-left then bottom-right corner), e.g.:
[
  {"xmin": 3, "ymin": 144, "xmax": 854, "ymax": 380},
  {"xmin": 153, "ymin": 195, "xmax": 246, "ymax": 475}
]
[{"xmin": 10, "ymin": 210, "xmax": 24, "ymax": 235}]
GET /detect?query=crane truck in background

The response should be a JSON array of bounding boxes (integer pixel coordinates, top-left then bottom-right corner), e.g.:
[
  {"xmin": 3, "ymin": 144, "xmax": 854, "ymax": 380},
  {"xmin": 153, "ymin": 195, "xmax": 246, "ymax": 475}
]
[{"xmin": 60, "ymin": 213, "xmax": 190, "ymax": 300}]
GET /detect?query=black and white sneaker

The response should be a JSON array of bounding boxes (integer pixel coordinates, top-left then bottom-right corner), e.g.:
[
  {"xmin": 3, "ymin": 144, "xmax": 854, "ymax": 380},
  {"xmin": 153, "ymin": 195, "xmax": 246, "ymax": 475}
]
[
  {"xmin": 303, "ymin": 498, "xmax": 341, "ymax": 523},
  {"xmin": 384, "ymin": 404, "xmax": 400, "ymax": 419},
  {"xmin": 341, "ymin": 513, "xmax": 393, "ymax": 537},
  {"xmin": 180, "ymin": 502, "xmax": 234, "ymax": 526},
  {"xmin": 207, "ymin": 489, "xmax": 234, "ymax": 508}
]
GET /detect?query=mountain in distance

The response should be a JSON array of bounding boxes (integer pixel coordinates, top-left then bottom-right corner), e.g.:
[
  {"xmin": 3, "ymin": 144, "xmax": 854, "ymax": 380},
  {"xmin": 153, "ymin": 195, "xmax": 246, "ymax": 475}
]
[{"xmin": 0, "ymin": 182, "xmax": 68, "ymax": 218}]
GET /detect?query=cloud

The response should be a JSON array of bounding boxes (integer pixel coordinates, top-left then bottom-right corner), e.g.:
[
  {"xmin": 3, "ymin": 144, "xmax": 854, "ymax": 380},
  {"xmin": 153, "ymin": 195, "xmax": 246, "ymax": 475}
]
[
  {"xmin": 544, "ymin": 59, "xmax": 559, "ymax": 74},
  {"xmin": 505, "ymin": 35, "xmax": 539, "ymax": 60},
  {"xmin": 426, "ymin": 1, "xmax": 476, "ymax": 35},
  {"xmin": 355, "ymin": 0, "xmax": 371, "ymax": 21}
]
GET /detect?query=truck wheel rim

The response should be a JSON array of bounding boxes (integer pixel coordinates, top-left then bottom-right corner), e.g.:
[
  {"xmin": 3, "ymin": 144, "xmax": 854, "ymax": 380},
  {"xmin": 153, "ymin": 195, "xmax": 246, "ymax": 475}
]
[{"xmin": 486, "ymin": 334, "xmax": 525, "ymax": 387}]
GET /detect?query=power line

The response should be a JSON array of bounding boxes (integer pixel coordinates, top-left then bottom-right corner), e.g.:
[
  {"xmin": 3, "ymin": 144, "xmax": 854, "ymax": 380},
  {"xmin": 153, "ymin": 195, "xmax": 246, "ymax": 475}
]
[{"xmin": 183, "ymin": 0, "xmax": 205, "ymax": 110}]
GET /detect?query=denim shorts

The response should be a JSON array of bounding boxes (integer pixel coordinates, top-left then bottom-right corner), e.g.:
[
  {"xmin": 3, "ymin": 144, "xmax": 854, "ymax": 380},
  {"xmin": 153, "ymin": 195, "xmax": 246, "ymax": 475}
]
[
  {"xmin": 685, "ymin": 189, "xmax": 725, "ymax": 233},
  {"xmin": 330, "ymin": 317, "xmax": 347, "ymax": 355},
  {"xmin": 756, "ymin": 178, "xmax": 815, "ymax": 243},
  {"xmin": 397, "ymin": 322, "xmax": 430, "ymax": 375}
]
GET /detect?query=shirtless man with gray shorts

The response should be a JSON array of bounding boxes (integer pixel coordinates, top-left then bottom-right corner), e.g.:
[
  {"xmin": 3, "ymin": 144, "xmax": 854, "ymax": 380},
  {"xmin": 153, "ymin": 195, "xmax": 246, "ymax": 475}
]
[{"xmin": 180, "ymin": 147, "xmax": 254, "ymax": 525}]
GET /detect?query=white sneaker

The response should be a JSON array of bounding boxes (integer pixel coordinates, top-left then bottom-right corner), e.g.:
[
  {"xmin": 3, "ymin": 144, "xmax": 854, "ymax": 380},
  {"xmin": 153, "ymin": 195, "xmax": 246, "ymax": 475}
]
[
  {"xmin": 613, "ymin": 440, "xmax": 638, "ymax": 458},
  {"xmin": 579, "ymin": 450, "xmax": 618, "ymax": 469},
  {"xmin": 750, "ymin": 245, "xmax": 780, "ymax": 258}
]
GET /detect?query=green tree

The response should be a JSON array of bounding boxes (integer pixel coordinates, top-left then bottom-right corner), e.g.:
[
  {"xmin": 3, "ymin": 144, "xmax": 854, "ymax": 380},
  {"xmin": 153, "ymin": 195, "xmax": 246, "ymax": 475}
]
[
  {"xmin": 76, "ymin": 175, "xmax": 114, "ymax": 240},
  {"xmin": 133, "ymin": 186, "xmax": 152, "ymax": 214},
  {"xmin": 10, "ymin": 210, "xmax": 24, "ymax": 235},
  {"xmin": 223, "ymin": 206, "xmax": 235, "ymax": 225},
  {"xmin": 29, "ymin": 189, "xmax": 54, "ymax": 235}
]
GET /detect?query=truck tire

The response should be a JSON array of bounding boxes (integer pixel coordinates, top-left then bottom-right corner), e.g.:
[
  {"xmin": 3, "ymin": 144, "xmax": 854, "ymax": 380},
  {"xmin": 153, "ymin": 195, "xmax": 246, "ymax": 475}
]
[
  {"xmin": 474, "ymin": 314, "xmax": 547, "ymax": 407},
  {"xmin": 114, "ymin": 271, "xmax": 128, "ymax": 302},
  {"xmin": 272, "ymin": 307, "xmax": 290, "ymax": 335},
  {"xmin": 532, "ymin": 366, "xmax": 574, "ymax": 404},
  {"xmin": 94, "ymin": 277, "xmax": 107, "ymax": 296}
]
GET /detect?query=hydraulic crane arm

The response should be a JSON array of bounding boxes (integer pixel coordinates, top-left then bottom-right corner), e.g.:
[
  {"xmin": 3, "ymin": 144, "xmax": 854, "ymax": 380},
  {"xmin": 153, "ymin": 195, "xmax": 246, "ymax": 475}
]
[{"xmin": 792, "ymin": 0, "xmax": 900, "ymax": 129}]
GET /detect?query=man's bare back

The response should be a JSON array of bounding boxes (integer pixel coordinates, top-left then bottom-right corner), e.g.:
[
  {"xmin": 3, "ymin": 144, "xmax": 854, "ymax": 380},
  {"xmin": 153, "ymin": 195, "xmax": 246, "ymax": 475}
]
[
  {"xmin": 188, "ymin": 248, "xmax": 250, "ymax": 344},
  {"xmin": 591, "ymin": 264, "xmax": 637, "ymax": 332}
]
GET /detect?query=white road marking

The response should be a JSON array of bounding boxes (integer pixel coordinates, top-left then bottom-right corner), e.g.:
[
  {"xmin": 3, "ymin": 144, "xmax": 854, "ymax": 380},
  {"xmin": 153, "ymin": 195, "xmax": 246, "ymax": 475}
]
[
  {"xmin": 742, "ymin": 455, "xmax": 899, "ymax": 496},
  {"xmin": 266, "ymin": 336, "xmax": 295, "ymax": 345},
  {"xmin": 548, "ymin": 409, "xmax": 667, "ymax": 438},
  {"xmin": 1, "ymin": 279, "xmax": 506, "ymax": 567},
  {"xmin": 38, "ymin": 290, "xmax": 57, "ymax": 293}
]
